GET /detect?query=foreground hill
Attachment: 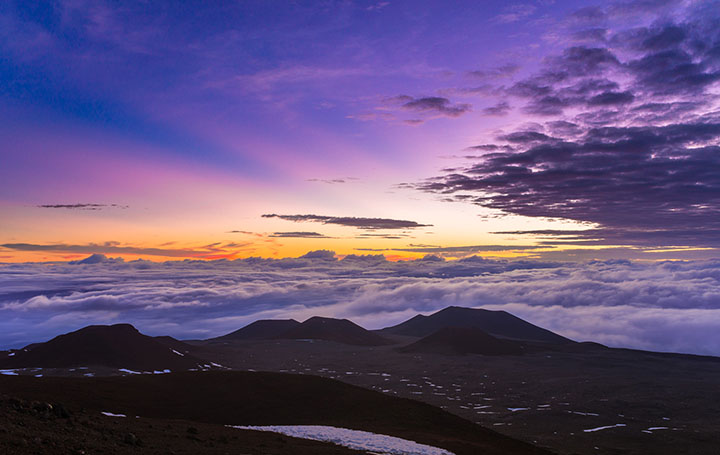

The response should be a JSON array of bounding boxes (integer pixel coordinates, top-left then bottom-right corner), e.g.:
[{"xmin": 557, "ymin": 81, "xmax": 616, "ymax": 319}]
[
  {"xmin": 276, "ymin": 316, "xmax": 392, "ymax": 346},
  {"xmin": 382, "ymin": 306, "xmax": 571, "ymax": 344},
  {"xmin": 0, "ymin": 395, "xmax": 364, "ymax": 455},
  {"xmin": 400, "ymin": 327, "xmax": 526, "ymax": 356},
  {"xmin": 211, "ymin": 319, "xmax": 301, "ymax": 341},
  {"xmin": 0, "ymin": 324, "xmax": 207, "ymax": 371},
  {"xmin": 0, "ymin": 371, "xmax": 554, "ymax": 455}
]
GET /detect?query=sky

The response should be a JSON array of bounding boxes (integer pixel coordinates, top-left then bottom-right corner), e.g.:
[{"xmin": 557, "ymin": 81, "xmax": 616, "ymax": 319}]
[{"xmin": 1, "ymin": 0, "xmax": 720, "ymax": 354}]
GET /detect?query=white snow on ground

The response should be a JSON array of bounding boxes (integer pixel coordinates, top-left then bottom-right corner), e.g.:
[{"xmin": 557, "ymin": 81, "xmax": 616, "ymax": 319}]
[
  {"xmin": 508, "ymin": 407, "xmax": 529, "ymax": 412},
  {"xmin": 118, "ymin": 368, "xmax": 141, "ymax": 374},
  {"xmin": 230, "ymin": 425, "xmax": 455, "ymax": 455},
  {"xmin": 101, "ymin": 412, "xmax": 126, "ymax": 417},
  {"xmin": 583, "ymin": 424, "xmax": 626, "ymax": 433},
  {"xmin": 647, "ymin": 427, "xmax": 669, "ymax": 431},
  {"xmin": 171, "ymin": 349, "xmax": 184, "ymax": 356},
  {"xmin": 8, "ymin": 352, "xmax": 15, "ymax": 356},
  {"xmin": 0, "ymin": 369, "xmax": 18, "ymax": 375},
  {"xmin": 152, "ymin": 369, "xmax": 171, "ymax": 374}
]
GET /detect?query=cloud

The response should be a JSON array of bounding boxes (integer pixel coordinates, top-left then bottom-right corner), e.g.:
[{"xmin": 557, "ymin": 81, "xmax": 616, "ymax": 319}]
[
  {"xmin": 467, "ymin": 64, "xmax": 519, "ymax": 80},
  {"xmin": 37, "ymin": 203, "xmax": 128, "ymax": 210},
  {"xmin": 356, "ymin": 244, "xmax": 551, "ymax": 257},
  {"xmin": 269, "ymin": 231, "xmax": 333, "ymax": 238},
  {"xmin": 0, "ymin": 241, "xmax": 251, "ymax": 259},
  {"xmin": 494, "ymin": 4, "xmax": 537, "ymax": 24},
  {"xmin": 262, "ymin": 214, "xmax": 431, "ymax": 230},
  {"xmin": 355, "ymin": 233, "xmax": 413, "ymax": 240},
  {"xmin": 399, "ymin": 96, "xmax": 472, "ymax": 118},
  {"xmin": 414, "ymin": 7, "xmax": 720, "ymax": 248},
  {"xmin": 482, "ymin": 101, "xmax": 511, "ymax": 116},
  {"xmin": 69, "ymin": 253, "xmax": 123, "ymax": 265},
  {"xmin": 307, "ymin": 178, "xmax": 357, "ymax": 184},
  {"xmin": 2, "ymin": 255, "xmax": 720, "ymax": 356}
]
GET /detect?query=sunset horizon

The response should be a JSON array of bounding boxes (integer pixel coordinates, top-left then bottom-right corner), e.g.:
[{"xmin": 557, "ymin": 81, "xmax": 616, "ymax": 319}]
[{"xmin": 2, "ymin": 2, "xmax": 720, "ymax": 453}]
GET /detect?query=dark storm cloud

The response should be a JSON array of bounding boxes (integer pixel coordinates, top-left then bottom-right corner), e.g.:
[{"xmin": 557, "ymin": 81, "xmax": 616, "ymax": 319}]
[
  {"xmin": 3, "ymin": 255, "xmax": 720, "ymax": 356},
  {"xmin": 37, "ymin": 203, "xmax": 128, "ymax": 210},
  {"xmin": 400, "ymin": 96, "xmax": 471, "ymax": 118},
  {"xmin": 415, "ymin": 6, "xmax": 720, "ymax": 248},
  {"xmin": 262, "ymin": 214, "xmax": 431, "ymax": 230}
]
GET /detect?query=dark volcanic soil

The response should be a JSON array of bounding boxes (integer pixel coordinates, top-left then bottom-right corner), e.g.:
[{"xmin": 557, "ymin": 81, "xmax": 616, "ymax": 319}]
[
  {"xmin": 0, "ymin": 395, "xmax": 366, "ymax": 454},
  {"xmin": 183, "ymin": 337, "xmax": 720, "ymax": 455},
  {"xmin": 0, "ymin": 371, "xmax": 553, "ymax": 455},
  {"xmin": 400, "ymin": 327, "xmax": 526, "ymax": 356}
]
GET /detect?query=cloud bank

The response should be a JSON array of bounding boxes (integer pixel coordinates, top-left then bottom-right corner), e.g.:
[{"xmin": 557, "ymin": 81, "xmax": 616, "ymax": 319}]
[{"xmin": 2, "ymin": 254, "xmax": 720, "ymax": 356}]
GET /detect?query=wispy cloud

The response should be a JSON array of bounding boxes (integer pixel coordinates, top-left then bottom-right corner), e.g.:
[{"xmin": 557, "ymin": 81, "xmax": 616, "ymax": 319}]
[
  {"xmin": 262, "ymin": 214, "xmax": 431, "ymax": 230},
  {"xmin": 269, "ymin": 231, "xmax": 333, "ymax": 238},
  {"xmin": 399, "ymin": 96, "xmax": 472, "ymax": 118},
  {"xmin": 0, "ymin": 242, "xmax": 251, "ymax": 259},
  {"xmin": 37, "ymin": 203, "xmax": 128, "ymax": 210}
]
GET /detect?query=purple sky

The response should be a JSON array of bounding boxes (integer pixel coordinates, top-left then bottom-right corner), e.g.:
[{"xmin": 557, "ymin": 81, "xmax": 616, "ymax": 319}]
[
  {"xmin": 3, "ymin": 0, "xmax": 718, "ymax": 261},
  {"xmin": 1, "ymin": 0, "xmax": 720, "ymax": 354}
]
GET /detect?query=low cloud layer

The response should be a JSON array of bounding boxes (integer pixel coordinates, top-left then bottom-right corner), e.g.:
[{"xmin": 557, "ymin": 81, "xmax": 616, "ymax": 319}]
[{"xmin": 2, "ymin": 254, "xmax": 720, "ymax": 356}]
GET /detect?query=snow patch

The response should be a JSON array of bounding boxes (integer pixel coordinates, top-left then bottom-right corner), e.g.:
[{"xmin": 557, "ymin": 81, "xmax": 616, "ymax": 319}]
[
  {"xmin": 583, "ymin": 424, "xmax": 626, "ymax": 433},
  {"xmin": 231, "ymin": 425, "xmax": 455, "ymax": 455},
  {"xmin": 0, "ymin": 369, "xmax": 18, "ymax": 376},
  {"xmin": 101, "ymin": 411, "xmax": 126, "ymax": 418},
  {"xmin": 172, "ymin": 349, "xmax": 185, "ymax": 356},
  {"xmin": 118, "ymin": 368, "xmax": 142, "ymax": 375}
]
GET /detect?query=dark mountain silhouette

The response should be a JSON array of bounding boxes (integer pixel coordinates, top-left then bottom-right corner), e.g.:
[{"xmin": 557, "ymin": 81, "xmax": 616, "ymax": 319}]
[
  {"xmin": 400, "ymin": 327, "xmax": 525, "ymax": 356},
  {"xmin": 211, "ymin": 319, "xmax": 301, "ymax": 341},
  {"xmin": 277, "ymin": 317, "xmax": 392, "ymax": 346},
  {"xmin": 153, "ymin": 335, "xmax": 194, "ymax": 353},
  {"xmin": 381, "ymin": 306, "xmax": 572, "ymax": 343},
  {"xmin": 0, "ymin": 371, "xmax": 554, "ymax": 455},
  {"xmin": 0, "ymin": 324, "xmax": 206, "ymax": 371}
]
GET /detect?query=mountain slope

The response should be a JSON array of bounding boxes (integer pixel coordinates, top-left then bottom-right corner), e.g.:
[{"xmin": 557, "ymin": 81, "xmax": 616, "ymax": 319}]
[
  {"xmin": 382, "ymin": 306, "xmax": 571, "ymax": 344},
  {"xmin": 278, "ymin": 317, "xmax": 392, "ymax": 346},
  {"xmin": 0, "ymin": 371, "xmax": 555, "ymax": 455},
  {"xmin": 212, "ymin": 319, "xmax": 301, "ymax": 341},
  {"xmin": 400, "ymin": 327, "xmax": 525, "ymax": 355},
  {"xmin": 0, "ymin": 324, "xmax": 206, "ymax": 371}
]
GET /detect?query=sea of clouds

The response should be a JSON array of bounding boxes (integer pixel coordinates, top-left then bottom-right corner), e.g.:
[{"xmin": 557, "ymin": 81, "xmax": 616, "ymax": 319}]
[{"xmin": 2, "ymin": 252, "xmax": 720, "ymax": 356}]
